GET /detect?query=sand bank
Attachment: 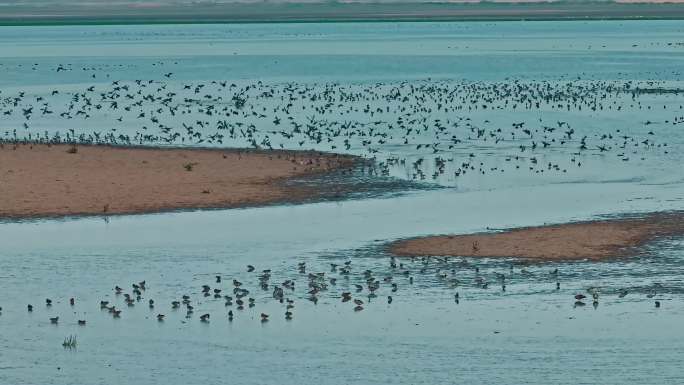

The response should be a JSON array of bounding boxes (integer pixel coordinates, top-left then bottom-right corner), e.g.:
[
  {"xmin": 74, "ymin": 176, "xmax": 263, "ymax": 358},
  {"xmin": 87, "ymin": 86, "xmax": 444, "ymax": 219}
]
[
  {"xmin": 390, "ymin": 212, "xmax": 684, "ymax": 261},
  {"xmin": 0, "ymin": 144, "xmax": 357, "ymax": 219}
]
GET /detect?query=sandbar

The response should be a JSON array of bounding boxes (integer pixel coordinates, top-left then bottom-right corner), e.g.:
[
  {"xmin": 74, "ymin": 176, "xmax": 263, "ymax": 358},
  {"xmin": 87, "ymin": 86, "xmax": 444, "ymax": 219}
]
[
  {"xmin": 0, "ymin": 143, "xmax": 357, "ymax": 219},
  {"xmin": 390, "ymin": 212, "xmax": 684, "ymax": 261}
]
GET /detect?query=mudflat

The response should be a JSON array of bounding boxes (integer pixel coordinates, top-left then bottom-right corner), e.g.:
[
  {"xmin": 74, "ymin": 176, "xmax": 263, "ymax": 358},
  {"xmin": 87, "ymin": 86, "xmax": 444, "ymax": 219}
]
[
  {"xmin": 390, "ymin": 212, "xmax": 684, "ymax": 261},
  {"xmin": 0, "ymin": 143, "xmax": 356, "ymax": 218}
]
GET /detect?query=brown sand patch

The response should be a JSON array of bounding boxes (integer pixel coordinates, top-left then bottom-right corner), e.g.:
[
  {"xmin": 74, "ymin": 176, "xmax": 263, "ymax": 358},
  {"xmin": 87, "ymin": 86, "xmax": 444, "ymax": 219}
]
[
  {"xmin": 0, "ymin": 143, "xmax": 357, "ymax": 219},
  {"xmin": 390, "ymin": 212, "xmax": 684, "ymax": 261}
]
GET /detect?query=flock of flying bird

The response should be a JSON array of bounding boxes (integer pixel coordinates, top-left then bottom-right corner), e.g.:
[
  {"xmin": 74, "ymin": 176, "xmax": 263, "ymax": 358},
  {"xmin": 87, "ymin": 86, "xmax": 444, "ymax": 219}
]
[{"xmin": 0, "ymin": 64, "xmax": 679, "ymax": 186}]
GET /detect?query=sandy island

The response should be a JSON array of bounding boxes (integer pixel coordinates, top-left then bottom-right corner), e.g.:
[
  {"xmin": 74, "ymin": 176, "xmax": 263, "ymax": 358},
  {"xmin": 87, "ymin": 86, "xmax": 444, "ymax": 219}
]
[
  {"xmin": 390, "ymin": 212, "xmax": 684, "ymax": 261},
  {"xmin": 0, "ymin": 143, "xmax": 357, "ymax": 219}
]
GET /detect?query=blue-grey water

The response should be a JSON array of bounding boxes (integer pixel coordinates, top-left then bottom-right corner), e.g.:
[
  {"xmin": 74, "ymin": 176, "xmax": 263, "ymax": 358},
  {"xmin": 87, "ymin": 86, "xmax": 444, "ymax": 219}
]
[{"xmin": 1, "ymin": 20, "xmax": 683, "ymax": 385}]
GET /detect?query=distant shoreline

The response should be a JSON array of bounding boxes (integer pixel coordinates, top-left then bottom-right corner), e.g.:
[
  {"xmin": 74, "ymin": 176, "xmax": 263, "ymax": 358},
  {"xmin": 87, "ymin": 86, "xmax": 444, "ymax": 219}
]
[{"xmin": 2, "ymin": 2, "xmax": 684, "ymax": 26}]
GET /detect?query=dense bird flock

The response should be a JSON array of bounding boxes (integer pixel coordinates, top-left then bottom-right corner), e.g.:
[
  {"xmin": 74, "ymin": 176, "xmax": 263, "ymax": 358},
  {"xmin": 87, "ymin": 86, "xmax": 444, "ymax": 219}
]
[{"xmin": 0, "ymin": 67, "xmax": 679, "ymax": 186}]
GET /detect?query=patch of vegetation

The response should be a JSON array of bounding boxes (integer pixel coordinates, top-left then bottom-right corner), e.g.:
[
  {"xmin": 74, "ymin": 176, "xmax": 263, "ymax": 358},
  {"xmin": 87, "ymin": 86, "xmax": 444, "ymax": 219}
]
[{"xmin": 62, "ymin": 335, "xmax": 77, "ymax": 349}]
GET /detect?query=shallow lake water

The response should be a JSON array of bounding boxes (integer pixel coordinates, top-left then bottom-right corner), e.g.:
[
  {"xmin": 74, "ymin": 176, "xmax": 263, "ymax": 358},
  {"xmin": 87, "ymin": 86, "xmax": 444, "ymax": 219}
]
[{"xmin": 1, "ymin": 20, "xmax": 684, "ymax": 384}]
